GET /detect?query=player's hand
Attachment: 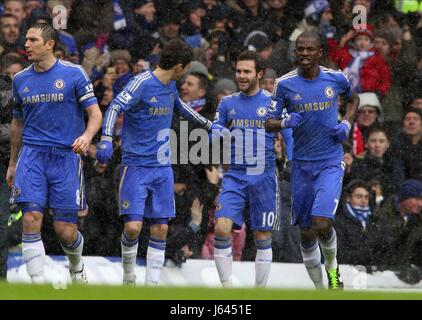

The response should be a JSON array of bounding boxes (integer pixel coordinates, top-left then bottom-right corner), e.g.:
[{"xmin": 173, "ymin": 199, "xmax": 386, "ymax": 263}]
[
  {"xmin": 280, "ymin": 113, "xmax": 303, "ymax": 129},
  {"xmin": 332, "ymin": 120, "xmax": 351, "ymax": 143},
  {"xmin": 72, "ymin": 134, "xmax": 91, "ymax": 155},
  {"xmin": 209, "ymin": 123, "xmax": 230, "ymax": 142},
  {"xmin": 190, "ymin": 198, "xmax": 204, "ymax": 226},
  {"xmin": 6, "ymin": 165, "xmax": 16, "ymax": 189},
  {"xmin": 96, "ymin": 135, "xmax": 113, "ymax": 164}
]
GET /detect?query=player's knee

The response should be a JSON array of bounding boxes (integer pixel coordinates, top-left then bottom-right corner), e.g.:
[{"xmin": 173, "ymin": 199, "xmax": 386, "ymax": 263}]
[
  {"xmin": 22, "ymin": 212, "xmax": 42, "ymax": 232},
  {"xmin": 300, "ymin": 229, "xmax": 317, "ymax": 245},
  {"xmin": 214, "ymin": 221, "xmax": 231, "ymax": 238},
  {"xmin": 150, "ymin": 224, "xmax": 168, "ymax": 239},
  {"xmin": 124, "ymin": 223, "xmax": 142, "ymax": 239},
  {"xmin": 311, "ymin": 218, "xmax": 332, "ymax": 238},
  {"xmin": 54, "ymin": 225, "xmax": 77, "ymax": 245}
]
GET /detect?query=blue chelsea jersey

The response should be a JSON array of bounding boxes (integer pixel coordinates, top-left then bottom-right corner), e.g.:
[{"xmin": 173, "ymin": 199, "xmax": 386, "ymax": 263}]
[
  {"xmin": 103, "ymin": 70, "xmax": 212, "ymax": 166},
  {"xmin": 270, "ymin": 66, "xmax": 352, "ymax": 161},
  {"xmin": 214, "ymin": 89, "xmax": 277, "ymax": 173},
  {"xmin": 12, "ymin": 59, "xmax": 98, "ymax": 148}
]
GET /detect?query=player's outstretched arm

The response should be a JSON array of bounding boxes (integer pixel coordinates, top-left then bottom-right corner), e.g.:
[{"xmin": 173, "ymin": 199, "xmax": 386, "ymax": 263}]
[
  {"xmin": 96, "ymin": 103, "xmax": 122, "ymax": 164},
  {"xmin": 7, "ymin": 118, "xmax": 23, "ymax": 189},
  {"xmin": 72, "ymin": 104, "xmax": 102, "ymax": 155},
  {"xmin": 175, "ymin": 97, "xmax": 213, "ymax": 130}
]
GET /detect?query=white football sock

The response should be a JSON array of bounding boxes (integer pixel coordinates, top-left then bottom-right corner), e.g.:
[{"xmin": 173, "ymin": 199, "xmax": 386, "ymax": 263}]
[
  {"xmin": 255, "ymin": 238, "xmax": 272, "ymax": 288},
  {"xmin": 61, "ymin": 231, "xmax": 84, "ymax": 272},
  {"xmin": 214, "ymin": 236, "xmax": 232, "ymax": 287},
  {"xmin": 121, "ymin": 232, "xmax": 139, "ymax": 282},
  {"xmin": 145, "ymin": 237, "xmax": 166, "ymax": 286},
  {"xmin": 300, "ymin": 240, "xmax": 323, "ymax": 289},
  {"xmin": 22, "ymin": 233, "xmax": 45, "ymax": 284},
  {"xmin": 318, "ymin": 228, "xmax": 338, "ymax": 271}
]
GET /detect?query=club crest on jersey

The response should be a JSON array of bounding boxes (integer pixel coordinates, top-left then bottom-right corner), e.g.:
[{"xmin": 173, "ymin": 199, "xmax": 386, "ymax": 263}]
[
  {"xmin": 256, "ymin": 106, "xmax": 268, "ymax": 117},
  {"xmin": 122, "ymin": 200, "xmax": 131, "ymax": 209},
  {"xmin": 54, "ymin": 79, "xmax": 65, "ymax": 90},
  {"xmin": 324, "ymin": 86, "xmax": 335, "ymax": 98}
]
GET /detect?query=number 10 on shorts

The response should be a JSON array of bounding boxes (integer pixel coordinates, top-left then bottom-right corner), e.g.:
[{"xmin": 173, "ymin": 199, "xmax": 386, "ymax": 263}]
[{"xmin": 262, "ymin": 211, "xmax": 275, "ymax": 227}]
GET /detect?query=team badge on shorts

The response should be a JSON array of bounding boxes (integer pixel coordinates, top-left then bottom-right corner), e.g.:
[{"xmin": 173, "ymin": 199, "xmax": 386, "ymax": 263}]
[
  {"xmin": 122, "ymin": 200, "xmax": 131, "ymax": 209},
  {"xmin": 54, "ymin": 79, "xmax": 65, "ymax": 90},
  {"xmin": 324, "ymin": 86, "xmax": 335, "ymax": 98},
  {"xmin": 256, "ymin": 106, "xmax": 268, "ymax": 117}
]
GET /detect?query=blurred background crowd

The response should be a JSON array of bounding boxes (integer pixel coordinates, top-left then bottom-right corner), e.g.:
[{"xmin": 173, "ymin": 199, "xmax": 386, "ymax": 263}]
[{"xmin": 0, "ymin": 0, "xmax": 422, "ymax": 283}]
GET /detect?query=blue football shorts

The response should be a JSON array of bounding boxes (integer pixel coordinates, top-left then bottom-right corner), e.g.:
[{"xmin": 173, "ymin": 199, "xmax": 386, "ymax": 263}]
[
  {"xmin": 215, "ymin": 168, "xmax": 280, "ymax": 231},
  {"xmin": 11, "ymin": 144, "xmax": 85, "ymax": 224},
  {"xmin": 118, "ymin": 165, "xmax": 175, "ymax": 222},
  {"xmin": 290, "ymin": 158, "xmax": 345, "ymax": 229}
]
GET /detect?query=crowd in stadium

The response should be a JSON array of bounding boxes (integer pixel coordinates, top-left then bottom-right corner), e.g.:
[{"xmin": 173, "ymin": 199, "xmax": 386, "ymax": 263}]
[{"xmin": 0, "ymin": 0, "xmax": 422, "ymax": 283}]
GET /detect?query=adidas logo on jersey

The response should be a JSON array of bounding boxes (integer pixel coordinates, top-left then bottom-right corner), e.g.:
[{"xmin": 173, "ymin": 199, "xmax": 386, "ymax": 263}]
[
  {"xmin": 229, "ymin": 108, "xmax": 236, "ymax": 115},
  {"xmin": 150, "ymin": 96, "xmax": 157, "ymax": 103},
  {"xmin": 293, "ymin": 94, "xmax": 302, "ymax": 100},
  {"xmin": 23, "ymin": 87, "xmax": 30, "ymax": 93}
]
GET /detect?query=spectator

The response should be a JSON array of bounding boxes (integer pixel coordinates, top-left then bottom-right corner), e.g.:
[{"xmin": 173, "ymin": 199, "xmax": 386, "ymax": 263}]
[
  {"xmin": 264, "ymin": 0, "xmax": 296, "ymax": 41},
  {"xmin": 336, "ymin": 179, "xmax": 396, "ymax": 267},
  {"xmin": 226, "ymin": 0, "xmax": 276, "ymax": 42},
  {"xmin": 259, "ymin": 67, "xmax": 277, "ymax": 93},
  {"xmin": 244, "ymin": 30, "xmax": 273, "ymax": 61},
  {"xmin": 132, "ymin": 0, "xmax": 157, "ymax": 34},
  {"xmin": 131, "ymin": 57, "xmax": 149, "ymax": 75},
  {"xmin": 205, "ymin": 30, "xmax": 233, "ymax": 79},
  {"xmin": 0, "ymin": 14, "xmax": 23, "ymax": 56},
  {"xmin": 68, "ymin": 0, "xmax": 113, "ymax": 52},
  {"xmin": 408, "ymin": 93, "xmax": 422, "ymax": 111},
  {"xmin": 25, "ymin": 0, "xmax": 45, "ymax": 17},
  {"xmin": 3, "ymin": 0, "xmax": 26, "ymax": 24},
  {"xmin": 351, "ymin": 92, "xmax": 383, "ymax": 157},
  {"xmin": 181, "ymin": 72, "xmax": 208, "ymax": 112},
  {"xmin": 391, "ymin": 179, "xmax": 422, "ymax": 283},
  {"xmin": 110, "ymin": 49, "xmax": 133, "ymax": 96},
  {"xmin": 391, "ymin": 108, "xmax": 422, "ymax": 181},
  {"xmin": 157, "ymin": 10, "xmax": 183, "ymax": 44},
  {"xmin": 348, "ymin": 125, "xmax": 401, "ymax": 203},
  {"xmin": 165, "ymin": 198, "xmax": 206, "ymax": 265},
  {"xmin": 181, "ymin": 1, "xmax": 206, "ymax": 48},
  {"xmin": 212, "ymin": 78, "xmax": 237, "ymax": 105},
  {"xmin": 267, "ymin": 33, "xmax": 292, "ymax": 76},
  {"xmin": 54, "ymin": 42, "xmax": 68, "ymax": 60},
  {"xmin": 288, "ymin": 0, "xmax": 330, "ymax": 62},
  {"xmin": 373, "ymin": 27, "xmax": 418, "ymax": 129},
  {"xmin": 0, "ymin": 54, "xmax": 25, "ymax": 79},
  {"xmin": 328, "ymin": 26, "xmax": 391, "ymax": 97}
]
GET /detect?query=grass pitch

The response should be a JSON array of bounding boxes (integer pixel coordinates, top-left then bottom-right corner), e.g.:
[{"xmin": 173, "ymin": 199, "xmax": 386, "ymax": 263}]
[{"xmin": 1, "ymin": 282, "xmax": 422, "ymax": 300}]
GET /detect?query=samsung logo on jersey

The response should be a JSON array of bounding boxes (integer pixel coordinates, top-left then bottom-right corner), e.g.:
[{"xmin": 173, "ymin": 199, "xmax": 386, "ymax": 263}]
[
  {"xmin": 23, "ymin": 93, "xmax": 64, "ymax": 105},
  {"xmin": 229, "ymin": 119, "xmax": 265, "ymax": 129},
  {"xmin": 293, "ymin": 101, "xmax": 335, "ymax": 113},
  {"xmin": 149, "ymin": 107, "xmax": 170, "ymax": 116}
]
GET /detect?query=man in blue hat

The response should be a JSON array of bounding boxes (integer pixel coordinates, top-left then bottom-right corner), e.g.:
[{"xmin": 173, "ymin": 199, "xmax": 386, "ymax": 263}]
[{"xmin": 399, "ymin": 179, "xmax": 422, "ymax": 218}]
